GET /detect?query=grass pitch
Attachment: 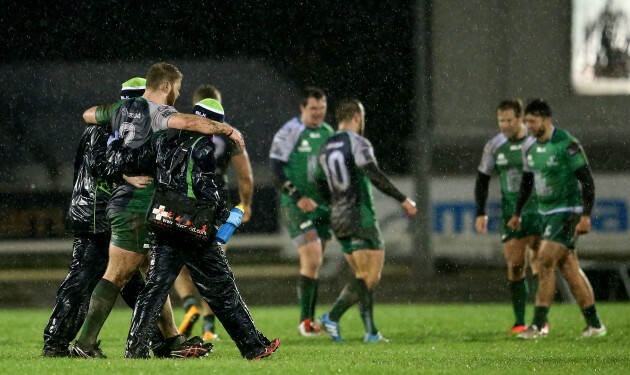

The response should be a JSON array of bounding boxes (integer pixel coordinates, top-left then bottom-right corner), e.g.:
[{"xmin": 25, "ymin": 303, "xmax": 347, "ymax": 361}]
[{"xmin": 1, "ymin": 303, "xmax": 629, "ymax": 374}]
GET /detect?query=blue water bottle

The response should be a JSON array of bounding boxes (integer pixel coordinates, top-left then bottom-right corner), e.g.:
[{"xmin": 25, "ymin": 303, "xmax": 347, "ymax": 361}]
[{"xmin": 216, "ymin": 204, "xmax": 244, "ymax": 244}]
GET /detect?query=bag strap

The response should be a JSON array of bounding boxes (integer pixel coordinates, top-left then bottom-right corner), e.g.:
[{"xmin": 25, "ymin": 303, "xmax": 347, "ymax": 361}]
[{"xmin": 186, "ymin": 137, "xmax": 204, "ymax": 198}]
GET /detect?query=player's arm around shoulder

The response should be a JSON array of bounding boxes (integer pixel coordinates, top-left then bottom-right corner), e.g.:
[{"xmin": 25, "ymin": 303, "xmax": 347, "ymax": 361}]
[
  {"xmin": 169, "ymin": 113, "xmax": 244, "ymax": 150},
  {"xmin": 83, "ymin": 100, "xmax": 125, "ymax": 125}
]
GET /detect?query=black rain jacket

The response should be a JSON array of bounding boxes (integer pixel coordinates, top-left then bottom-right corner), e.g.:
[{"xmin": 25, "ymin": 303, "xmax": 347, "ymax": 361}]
[
  {"xmin": 154, "ymin": 130, "xmax": 229, "ymax": 222},
  {"xmin": 65, "ymin": 126, "xmax": 112, "ymax": 234}
]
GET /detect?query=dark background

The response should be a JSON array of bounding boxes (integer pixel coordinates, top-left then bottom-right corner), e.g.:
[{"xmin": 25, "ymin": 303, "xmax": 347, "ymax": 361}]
[{"xmin": 1, "ymin": 0, "xmax": 415, "ymax": 174}]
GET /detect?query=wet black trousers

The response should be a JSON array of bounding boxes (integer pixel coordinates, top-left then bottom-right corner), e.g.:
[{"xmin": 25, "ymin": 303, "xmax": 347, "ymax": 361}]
[
  {"xmin": 42, "ymin": 233, "xmax": 147, "ymax": 352},
  {"xmin": 125, "ymin": 234, "xmax": 267, "ymax": 358}
]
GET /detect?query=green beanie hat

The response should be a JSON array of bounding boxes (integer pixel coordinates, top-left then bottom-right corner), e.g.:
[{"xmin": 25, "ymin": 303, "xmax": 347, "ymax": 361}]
[
  {"xmin": 193, "ymin": 98, "xmax": 225, "ymax": 123},
  {"xmin": 120, "ymin": 77, "xmax": 146, "ymax": 99}
]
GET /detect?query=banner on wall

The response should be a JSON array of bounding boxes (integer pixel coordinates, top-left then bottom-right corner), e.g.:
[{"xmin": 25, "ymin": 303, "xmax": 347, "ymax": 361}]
[
  {"xmin": 375, "ymin": 175, "xmax": 630, "ymax": 263},
  {"xmin": 572, "ymin": 0, "xmax": 630, "ymax": 95}
]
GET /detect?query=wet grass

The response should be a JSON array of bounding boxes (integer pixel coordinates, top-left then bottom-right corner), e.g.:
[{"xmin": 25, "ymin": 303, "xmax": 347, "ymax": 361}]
[{"xmin": 1, "ymin": 303, "xmax": 629, "ymax": 374}]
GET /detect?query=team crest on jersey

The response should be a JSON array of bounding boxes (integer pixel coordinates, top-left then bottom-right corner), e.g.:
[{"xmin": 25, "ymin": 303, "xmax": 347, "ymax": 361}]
[
  {"xmin": 496, "ymin": 153, "xmax": 507, "ymax": 165},
  {"xmin": 546, "ymin": 155, "xmax": 558, "ymax": 166},
  {"xmin": 297, "ymin": 139, "xmax": 312, "ymax": 152},
  {"xmin": 119, "ymin": 122, "xmax": 137, "ymax": 146}
]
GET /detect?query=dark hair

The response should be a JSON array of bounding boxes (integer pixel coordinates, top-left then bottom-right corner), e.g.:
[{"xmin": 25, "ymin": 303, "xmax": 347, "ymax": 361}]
[
  {"xmin": 525, "ymin": 98, "xmax": 552, "ymax": 117},
  {"xmin": 193, "ymin": 84, "xmax": 222, "ymax": 104},
  {"xmin": 497, "ymin": 98, "xmax": 524, "ymax": 117},
  {"xmin": 335, "ymin": 99, "xmax": 362, "ymax": 123},
  {"xmin": 145, "ymin": 62, "xmax": 183, "ymax": 90},
  {"xmin": 300, "ymin": 86, "xmax": 326, "ymax": 107}
]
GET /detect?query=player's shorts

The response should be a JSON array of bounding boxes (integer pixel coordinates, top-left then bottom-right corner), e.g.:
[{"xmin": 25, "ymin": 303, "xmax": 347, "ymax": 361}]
[
  {"xmin": 281, "ymin": 204, "xmax": 331, "ymax": 243},
  {"xmin": 337, "ymin": 226, "xmax": 384, "ymax": 254},
  {"xmin": 501, "ymin": 211, "xmax": 542, "ymax": 243},
  {"xmin": 108, "ymin": 211, "xmax": 150, "ymax": 254},
  {"xmin": 540, "ymin": 211, "xmax": 581, "ymax": 250}
]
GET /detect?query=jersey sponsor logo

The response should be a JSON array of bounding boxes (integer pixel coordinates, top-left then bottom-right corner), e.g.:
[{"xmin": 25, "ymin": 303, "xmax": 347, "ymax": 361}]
[
  {"xmin": 160, "ymin": 109, "xmax": 176, "ymax": 118},
  {"xmin": 309, "ymin": 132, "xmax": 321, "ymax": 138},
  {"xmin": 536, "ymin": 146, "xmax": 546, "ymax": 153},
  {"xmin": 509, "ymin": 145, "xmax": 521, "ymax": 151},
  {"xmin": 127, "ymin": 112, "xmax": 142, "ymax": 119},
  {"xmin": 297, "ymin": 139, "xmax": 312, "ymax": 152},
  {"xmin": 496, "ymin": 153, "xmax": 508, "ymax": 166},
  {"xmin": 325, "ymin": 142, "xmax": 344, "ymax": 150},
  {"xmin": 299, "ymin": 220, "xmax": 314, "ymax": 230}
]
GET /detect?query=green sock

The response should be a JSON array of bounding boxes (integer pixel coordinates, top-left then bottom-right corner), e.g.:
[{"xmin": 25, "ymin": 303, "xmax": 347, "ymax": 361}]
[
  {"xmin": 203, "ymin": 314, "xmax": 216, "ymax": 333},
  {"xmin": 329, "ymin": 279, "xmax": 362, "ymax": 322},
  {"xmin": 298, "ymin": 275, "xmax": 318, "ymax": 321},
  {"xmin": 532, "ymin": 305, "xmax": 549, "ymax": 329},
  {"xmin": 182, "ymin": 295, "xmax": 198, "ymax": 312},
  {"xmin": 581, "ymin": 305, "xmax": 602, "ymax": 328},
  {"xmin": 356, "ymin": 279, "xmax": 378, "ymax": 335},
  {"xmin": 77, "ymin": 279, "xmax": 120, "ymax": 349},
  {"xmin": 509, "ymin": 278, "xmax": 527, "ymax": 326},
  {"xmin": 530, "ymin": 274, "xmax": 539, "ymax": 299}
]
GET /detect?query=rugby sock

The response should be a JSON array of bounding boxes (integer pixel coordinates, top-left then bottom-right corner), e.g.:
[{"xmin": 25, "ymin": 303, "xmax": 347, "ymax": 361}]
[
  {"xmin": 530, "ymin": 274, "xmax": 539, "ymax": 298},
  {"xmin": 182, "ymin": 295, "xmax": 198, "ymax": 312},
  {"xmin": 310, "ymin": 279, "xmax": 319, "ymax": 320},
  {"xmin": 77, "ymin": 279, "xmax": 120, "ymax": 349},
  {"xmin": 509, "ymin": 278, "xmax": 527, "ymax": 326},
  {"xmin": 581, "ymin": 305, "xmax": 602, "ymax": 329},
  {"xmin": 532, "ymin": 306, "xmax": 549, "ymax": 329},
  {"xmin": 203, "ymin": 314, "xmax": 216, "ymax": 333},
  {"xmin": 357, "ymin": 279, "xmax": 378, "ymax": 335},
  {"xmin": 298, "ymin": 275, "xmax": 318, "ymax": 321},
  {"xmin": 329, "ymin": 279, "xmax": 362, "ymax": 322}
]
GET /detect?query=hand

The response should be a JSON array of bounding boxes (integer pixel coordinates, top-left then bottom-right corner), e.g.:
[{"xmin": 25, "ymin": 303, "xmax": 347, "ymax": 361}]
[
  {"xmin": 226, "ymin": 208, "xmax": 244, "ymax": 227},
  {"xmin": 225, "ymin": 125, "xmax": 245, "ymax": 151},
  {"xmin": 575, "ymin": 215, "xmax": 591, "ymax": 236},
  {"xmin": 475, "ymin": 215, "xmax": 488, "ymax": 233},
  {"xmin": 297, "ymin": 197, "xmax": 318, "ymax": 213},
  {"xmin": 240, "ymin": 204, "xmax": 252, "ymax": 223},
  {"xmin": 506, "ymin": 215, "xmax": 521, "ymax": 230},
  {"xmin": 401, "ymin": 198, "xmax": 417, "ymax": 218},
  {"xmin": 107, "ymin": 130, "xmax": 120, "ymax": 146},
  {"xmin": 123, "ymin": 174, "xmax": 154, "ymax": 189}
]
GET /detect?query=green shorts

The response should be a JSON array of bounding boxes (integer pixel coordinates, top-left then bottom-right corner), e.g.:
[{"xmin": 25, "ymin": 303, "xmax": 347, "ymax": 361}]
[
  {"xmin": 337, "ymin": 226, "xmax": 384, "ymax": 254},
  {"xmin": 108, "ymin": 211, "xmax": 150, "ymax": 254},
  {"xmin": 281, "ymin": 204, "xmax": 331, "ymax": 242},
  {"xmin": 501, "ymin": 211, "xmax": 542, "ymax": 243},
  {"xmin": 540, "ymin": 212, "xmax": 581, "ymax": 250}
]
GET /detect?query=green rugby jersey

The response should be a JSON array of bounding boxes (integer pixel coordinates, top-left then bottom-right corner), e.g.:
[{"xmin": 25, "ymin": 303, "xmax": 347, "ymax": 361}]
[
  {"xmin": 478, "ymin": 132, "xmax": 537, "ymax": 215},
  {"xmin": 95, "ymin": 97, "xmax": 178, "ymax": 213},
  {"xmin": 317, "ymin": 130, "xmax": 378, "ymax": 237},
  {"xmin": 269, "ymin": 117, "xmax": 334, "ymax": 207},
  {"xmin": 522, "ymin": 126, "xmax": 588, "ymax": 214}
]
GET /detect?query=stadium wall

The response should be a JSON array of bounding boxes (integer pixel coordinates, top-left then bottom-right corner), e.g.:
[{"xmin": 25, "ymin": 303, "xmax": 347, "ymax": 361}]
[{"xmin": 431, "ymin": 0, "xmax": 630, "ymax": 173}]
